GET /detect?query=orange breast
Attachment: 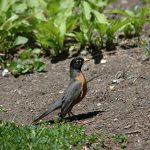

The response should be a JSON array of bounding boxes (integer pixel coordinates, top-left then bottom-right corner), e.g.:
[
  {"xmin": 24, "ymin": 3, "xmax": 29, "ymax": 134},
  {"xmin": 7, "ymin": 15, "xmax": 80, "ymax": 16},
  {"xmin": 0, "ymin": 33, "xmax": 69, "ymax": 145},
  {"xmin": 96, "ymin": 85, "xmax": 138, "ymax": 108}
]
[{"xmin": 75, "ymin": 71, "xmax": 87, "ymax": 104}]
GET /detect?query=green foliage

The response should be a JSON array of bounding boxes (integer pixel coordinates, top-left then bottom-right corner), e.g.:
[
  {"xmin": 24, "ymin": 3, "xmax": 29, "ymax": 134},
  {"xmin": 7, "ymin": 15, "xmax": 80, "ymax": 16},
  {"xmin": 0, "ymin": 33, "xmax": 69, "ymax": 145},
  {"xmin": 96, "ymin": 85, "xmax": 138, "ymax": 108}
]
[
  {"xmin": 0, "ymin": 0, "xmax": 148, "ymax": 62},
  {"xmin": 0, "ymin": 121, "xmax": 128, "ymax": 149},
  {"xmin": 142, "ymin": 40, "xmax": 150, "ymax": 55},
  {"xmin": 99, "ymin": 133, "xmax": 128, "ymax": 149},
  {"xmin": 108, "ymin": 6, "xmax": 150, "ymax": 38},
  {"xmin": 0, "ymin": 121, "xmax": 97, "ymax": 150},
  {"xmin": 106, "ymin": 18, "xmax": 133, "ymax": 49},
  {"xmin": 7, "ymin": 49, "xmax": 45, "ymax": 76},
  {"xmin": 35, "ymin": 0, "xmax": 75, "ymax": 55},
  {"xmin": 109, "ymin": 134, "xmax": 128, "ymax": 148},
  {"xmin": 0, "ymin": 105, "xmax": 7, "ymax": 112},
  {"xmin": 0, "ymin": 0, "xmax": 46, "ymax": 53},
  {"xmin": 94, "ymin": 16, "xmax": 132, "ymax": 49},
  {"xmin": 36, "ymin": 20, "xmax": 66, "ymax": 55},
  {"xmin": 145, "ymin": 0, "xmax": 150, "ymax": 4},
  {"xmin": 14, "ymin": 36, "xmax": 28, "ymax": 46}
]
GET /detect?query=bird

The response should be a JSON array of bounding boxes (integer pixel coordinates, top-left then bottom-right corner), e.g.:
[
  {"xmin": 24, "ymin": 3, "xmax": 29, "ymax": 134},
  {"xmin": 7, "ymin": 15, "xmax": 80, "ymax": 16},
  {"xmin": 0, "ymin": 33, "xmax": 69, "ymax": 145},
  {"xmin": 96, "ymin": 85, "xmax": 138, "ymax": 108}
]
[{"xmin": 32, "ymin": 57, "xmax": 89, "ymax": 123}]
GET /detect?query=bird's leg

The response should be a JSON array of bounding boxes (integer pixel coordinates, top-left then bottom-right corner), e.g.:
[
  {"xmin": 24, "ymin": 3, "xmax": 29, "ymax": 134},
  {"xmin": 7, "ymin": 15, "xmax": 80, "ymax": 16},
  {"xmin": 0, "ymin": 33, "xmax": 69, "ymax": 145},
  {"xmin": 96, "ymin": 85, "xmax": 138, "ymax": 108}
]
[
  {"xmin": 68, "ymin": 111, "xmax": 75, "ymax": 117},
  {"xmin": 68, "ymin": 112, "xmax": 72, "ymax": 118},
  {"xmin": 68, "ymin": 111, "xmax": 79, "ymax": 121}
]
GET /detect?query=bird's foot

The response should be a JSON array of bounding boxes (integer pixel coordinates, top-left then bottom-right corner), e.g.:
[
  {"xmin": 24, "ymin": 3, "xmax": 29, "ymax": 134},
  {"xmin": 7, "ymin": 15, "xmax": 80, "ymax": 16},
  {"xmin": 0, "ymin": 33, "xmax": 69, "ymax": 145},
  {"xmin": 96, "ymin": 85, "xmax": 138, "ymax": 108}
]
[{"xmin": 68, "ymin": 111, "xmax": 75, "ymax": 117}]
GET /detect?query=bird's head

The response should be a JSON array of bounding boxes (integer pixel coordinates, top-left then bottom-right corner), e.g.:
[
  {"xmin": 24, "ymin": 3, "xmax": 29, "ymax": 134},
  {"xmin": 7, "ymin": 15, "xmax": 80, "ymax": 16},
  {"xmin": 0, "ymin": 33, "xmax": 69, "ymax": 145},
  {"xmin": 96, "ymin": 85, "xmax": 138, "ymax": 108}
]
[{"xmin": 70, "ymin": 57, "xmax": 89, "ymax": 70}]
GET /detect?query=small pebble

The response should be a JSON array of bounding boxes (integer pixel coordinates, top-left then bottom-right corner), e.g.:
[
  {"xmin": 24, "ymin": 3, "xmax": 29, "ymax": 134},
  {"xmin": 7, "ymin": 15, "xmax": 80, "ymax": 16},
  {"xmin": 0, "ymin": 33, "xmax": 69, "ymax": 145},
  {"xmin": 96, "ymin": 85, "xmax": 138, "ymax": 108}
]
[
  {"xmin": 114, "ymin": 118, "xmax": 118, "ymax": 122},
  {"xmin": 17, "ymin": 90, "xmax": 22, "ymax": 95},
  {"xmin": 109, "ymin": 85, "xmax": 115, "ymax": 90},
  {"xmin": 97, "ymin": 79, "xmax": 102, "ymax": 82},
  {"xmin": 100, "ymin": 59, "xmax": 107, "ymax": 64},
  {"xmin": 81, "ymin": 50, "xmax": 88, "ymax": 56},
  {"xmin": 16, "ymin": 101, "xmax": 20, "ymax": 105},
  {"xmin": 2, "ymin": 69, "xmax": 10, "ymax": 77},
  {"xmin": 97, "ymin": 103, "xmax": 102, "ymax": 106},
  {"xmin": 112, "ymin": 78, "xmax": 124, "ymax": 84},
  {"xmin": 59, "ymin": 90, "xmax": 64, "ymax": 94}
]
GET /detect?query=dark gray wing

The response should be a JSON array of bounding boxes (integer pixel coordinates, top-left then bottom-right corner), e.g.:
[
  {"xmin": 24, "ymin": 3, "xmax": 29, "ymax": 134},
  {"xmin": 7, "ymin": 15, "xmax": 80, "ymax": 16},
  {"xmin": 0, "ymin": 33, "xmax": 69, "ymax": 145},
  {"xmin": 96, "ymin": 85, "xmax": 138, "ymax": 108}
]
[{"xmin": 60, "ymin": 80, "xmax": 82, "ymax": 117}]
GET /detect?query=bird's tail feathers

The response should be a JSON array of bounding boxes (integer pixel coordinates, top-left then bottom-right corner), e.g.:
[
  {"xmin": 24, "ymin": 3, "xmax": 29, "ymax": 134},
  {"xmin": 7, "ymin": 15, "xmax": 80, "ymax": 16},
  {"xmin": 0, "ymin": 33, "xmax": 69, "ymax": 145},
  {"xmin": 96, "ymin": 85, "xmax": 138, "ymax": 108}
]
[{"xmin": 32, "ymin": 98, "xmax": 62, "ymax": 124}]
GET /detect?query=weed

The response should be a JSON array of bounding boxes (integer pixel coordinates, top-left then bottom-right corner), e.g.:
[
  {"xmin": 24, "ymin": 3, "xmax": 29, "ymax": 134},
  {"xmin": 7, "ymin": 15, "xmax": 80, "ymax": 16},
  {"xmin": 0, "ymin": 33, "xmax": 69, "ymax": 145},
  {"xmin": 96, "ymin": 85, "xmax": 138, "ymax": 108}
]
[
  {"xmin": 0, "ymin": 105, "xmax": 7, "ymax": 112},
  {"xmin": 142, "ymin": 40, "xmax": 150, "ymax": 55},
  {"xmin": 6, "ymin": 49, "xmax": 45, "ymax": 77}
]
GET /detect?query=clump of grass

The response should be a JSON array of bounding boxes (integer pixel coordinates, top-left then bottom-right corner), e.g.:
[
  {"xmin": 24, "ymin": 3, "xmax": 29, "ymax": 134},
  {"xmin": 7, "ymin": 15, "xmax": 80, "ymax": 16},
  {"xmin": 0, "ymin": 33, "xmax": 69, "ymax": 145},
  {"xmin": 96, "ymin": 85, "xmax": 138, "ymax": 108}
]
[
  {"xmin": 0, "ymin": 121, "xmax": 128, "ymax": 150},
  {"xmin": 0, "ymin": 121, "xmax": 97, "ymax": 150}
]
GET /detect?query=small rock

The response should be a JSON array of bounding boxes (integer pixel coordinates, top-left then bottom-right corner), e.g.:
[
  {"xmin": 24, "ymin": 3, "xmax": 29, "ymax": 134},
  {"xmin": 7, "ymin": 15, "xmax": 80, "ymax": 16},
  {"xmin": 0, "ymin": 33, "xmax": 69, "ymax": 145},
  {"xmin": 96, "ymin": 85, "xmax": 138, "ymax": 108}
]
[
  {"xmin": 100, "ymin": 59, "xmax": 107, "ymax": 64},
  {"xmin": 17, "ymin": 90, "xmax": 22, "ymax": 95},
  {"xmin": 2, "ymin": 69, "xmax": 10, "ymax": 77},
  {"xmin": 16, "ymin": 101, "xmax": 20, "ymax": 105},
  {"xmin": 114, "ymin": 118, "xmax": 118, "ymax": 122},
  {"xmin": 97, "ymin": 103, "xmax": 102, "ymax": 106},
  {"xmin": 109, "ymin": 85, "xmax": 115, "ymax": 90},
  {"xmin": 112, "ymin": 78, "xmax": 124, "ymax": 84},
  {"xmin": 81, "ymin": 50, "xmax": 88, "ymax": 56},
  {"xmin": 59, "ymin": 90, "xmax": 64, "ymax": 94},
  {"xmin": 44, "ymin": 76, "xmax": 48, "ymax": 79},
  {"xmin": 97, "ymin": 79, "xmax": 102, "ymax": 82}
]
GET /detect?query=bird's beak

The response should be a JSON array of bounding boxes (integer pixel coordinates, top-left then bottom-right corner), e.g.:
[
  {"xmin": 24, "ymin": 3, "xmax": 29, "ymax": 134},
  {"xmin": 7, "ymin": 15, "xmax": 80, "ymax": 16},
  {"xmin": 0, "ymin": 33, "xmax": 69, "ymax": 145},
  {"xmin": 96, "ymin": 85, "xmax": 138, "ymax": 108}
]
[{"xmin": 84, "ymin": 58, "xmax": 90, "ymax": 63}]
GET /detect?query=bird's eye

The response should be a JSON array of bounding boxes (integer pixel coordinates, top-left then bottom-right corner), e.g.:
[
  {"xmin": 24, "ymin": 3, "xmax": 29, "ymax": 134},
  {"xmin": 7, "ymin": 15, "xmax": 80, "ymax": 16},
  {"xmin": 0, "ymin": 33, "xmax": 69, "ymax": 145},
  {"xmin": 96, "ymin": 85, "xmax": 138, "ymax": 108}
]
[{"xmin": 76, "ymin": 60, "xmax": 81, "ymax": 63}]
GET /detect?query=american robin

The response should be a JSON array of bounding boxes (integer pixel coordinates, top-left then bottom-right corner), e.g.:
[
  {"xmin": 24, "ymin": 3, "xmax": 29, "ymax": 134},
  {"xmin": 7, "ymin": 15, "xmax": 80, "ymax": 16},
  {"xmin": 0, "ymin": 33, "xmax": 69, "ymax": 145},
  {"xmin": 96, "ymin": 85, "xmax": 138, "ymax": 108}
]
[{"xmin": 33, "ymin": 57, "xmax": 89, "ymax": 123}]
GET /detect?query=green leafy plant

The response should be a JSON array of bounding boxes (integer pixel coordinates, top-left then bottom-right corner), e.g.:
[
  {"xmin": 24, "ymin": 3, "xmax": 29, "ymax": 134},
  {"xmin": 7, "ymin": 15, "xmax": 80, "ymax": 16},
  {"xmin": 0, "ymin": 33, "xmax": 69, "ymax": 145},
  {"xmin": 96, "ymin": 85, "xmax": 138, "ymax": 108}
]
[
  {"xmin": 107, "ymin": 6, "xmax": 150, "ymax": 38},
  {"xmin": 68, "ymin": 1, "xmax": 109, "ymax": 47},
  {"xmin": 94, "ymin": 17, "xmax": 132, "ymax": 49},
  {"xmin": 86, "ymin": 0, "xmax": 117, "ymax": 12},
  {"xmin": 36, "ymin": 19, "xmax": 66, "ymax": 55},
  {"xmin": 68, "ymin": 1, "xmax": 93, "ymax": 47},
  {"xmin": 36, "ymin": 0, "xmax": 75, "ymax": 55},
  {"xmin": 7, "ymin": 49, "xmax": 45, "ymax": 76},
  {"xmin": 0, "ymin": 0, "xmax": 149, "ymax": 66},
  {"xmin": 105, "ymin": 18, "xmax": 133, "ymax": 50},
  {"xmin": 0, "ymin": 0, "xmax": 46, "ymax": 54}
]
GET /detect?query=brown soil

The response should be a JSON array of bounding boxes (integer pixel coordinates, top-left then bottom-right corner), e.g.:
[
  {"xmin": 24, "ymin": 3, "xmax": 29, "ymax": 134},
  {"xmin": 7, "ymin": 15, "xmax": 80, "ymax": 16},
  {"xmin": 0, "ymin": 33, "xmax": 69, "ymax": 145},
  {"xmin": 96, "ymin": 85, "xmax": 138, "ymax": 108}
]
[{"xmin": 0, "ymin": 0, "xmax": 150, "ymax": 149}]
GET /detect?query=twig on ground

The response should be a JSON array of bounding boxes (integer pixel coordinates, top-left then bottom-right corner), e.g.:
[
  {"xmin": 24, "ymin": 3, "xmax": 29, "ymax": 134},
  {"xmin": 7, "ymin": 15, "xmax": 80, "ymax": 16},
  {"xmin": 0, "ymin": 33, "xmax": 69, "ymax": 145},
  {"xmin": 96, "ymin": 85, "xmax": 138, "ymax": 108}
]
[
  {"xmin": 87, "ymin": 74, "xmax": 101, "ymax": 83},
  {"xmin": 125, "ymin": 130, "xmax": 141, "ymax": 135},
  {"xmin": 133, "ymin": 68, "xmax": 150, "ymax": 83}
]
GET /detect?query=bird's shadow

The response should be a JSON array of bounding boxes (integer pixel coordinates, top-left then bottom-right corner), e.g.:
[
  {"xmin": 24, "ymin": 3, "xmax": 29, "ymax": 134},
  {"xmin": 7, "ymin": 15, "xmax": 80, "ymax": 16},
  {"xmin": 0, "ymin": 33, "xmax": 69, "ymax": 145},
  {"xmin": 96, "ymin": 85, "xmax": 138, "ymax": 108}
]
[{"xmin": 48, "ymin": 110, "xmax": 104, "ymax": 124}]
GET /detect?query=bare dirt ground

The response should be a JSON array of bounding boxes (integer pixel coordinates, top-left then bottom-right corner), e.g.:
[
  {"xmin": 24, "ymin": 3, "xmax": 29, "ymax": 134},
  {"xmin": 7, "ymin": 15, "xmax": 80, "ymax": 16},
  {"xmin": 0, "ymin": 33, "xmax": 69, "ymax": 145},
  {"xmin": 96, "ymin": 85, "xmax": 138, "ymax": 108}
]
[{"xmin": 0, "ymin": 0, "xmax": 150, "ymax": 149}]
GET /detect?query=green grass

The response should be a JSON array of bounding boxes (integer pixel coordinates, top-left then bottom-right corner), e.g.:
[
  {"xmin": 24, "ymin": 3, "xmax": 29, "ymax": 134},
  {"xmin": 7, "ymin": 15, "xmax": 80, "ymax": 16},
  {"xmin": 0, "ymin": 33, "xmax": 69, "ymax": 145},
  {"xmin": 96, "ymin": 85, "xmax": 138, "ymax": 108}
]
[
  {"xmin": 0, "ymin": 121, "xmax": 97, "ymax": 150},
  {"xmin": 0, "ymin": 121, "xmax": 128, "ymax": 150}
]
